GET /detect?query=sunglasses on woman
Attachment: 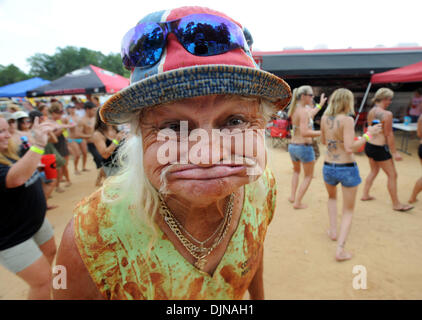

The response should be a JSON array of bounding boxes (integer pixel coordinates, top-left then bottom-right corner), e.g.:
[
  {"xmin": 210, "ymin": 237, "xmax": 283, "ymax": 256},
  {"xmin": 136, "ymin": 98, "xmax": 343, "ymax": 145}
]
[{"xmin": 121, "ymin": 13, "xmax": 249, "ymax": 70}]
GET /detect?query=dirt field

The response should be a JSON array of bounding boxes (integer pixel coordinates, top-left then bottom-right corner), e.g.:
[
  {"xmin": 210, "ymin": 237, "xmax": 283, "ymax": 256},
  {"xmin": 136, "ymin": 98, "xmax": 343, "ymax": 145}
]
[{"xmin": 1, "ymin": 134, "xmax": 421, "ymax": 299}]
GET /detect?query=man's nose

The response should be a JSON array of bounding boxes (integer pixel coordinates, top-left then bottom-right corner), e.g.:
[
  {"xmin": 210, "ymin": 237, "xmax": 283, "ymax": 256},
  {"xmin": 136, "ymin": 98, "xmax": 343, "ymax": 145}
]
[{"xmin": 187, "ymin": 128, "xmax": 224, "ymax": 166}]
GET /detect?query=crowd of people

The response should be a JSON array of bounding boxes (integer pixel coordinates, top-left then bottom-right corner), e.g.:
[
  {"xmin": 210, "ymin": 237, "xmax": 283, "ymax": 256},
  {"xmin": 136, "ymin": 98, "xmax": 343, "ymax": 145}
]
[
  {"xmin": 285, "ymin": 85, "xmax": 419, "ymax": 262},
  {"xmin": 0, "ymin": 5, "xmax": 421, "ymax": 301},
  {"xmin": 0, "ymin": 95, "xmax": 125, "ymax": 299}
]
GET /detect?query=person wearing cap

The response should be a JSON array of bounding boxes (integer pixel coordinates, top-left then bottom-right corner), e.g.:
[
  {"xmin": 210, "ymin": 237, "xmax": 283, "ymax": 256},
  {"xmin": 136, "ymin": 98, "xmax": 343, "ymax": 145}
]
[
  {"xmin": 11, "ymin": 111, "xmax": 36, "ymax": 155},
  {"xmin": 0, "ymin": 115, "xmax": 57, "ymax": 299},
  {"xmin": 13, "ymin": 111, "xmax": 31, "ymax": 133},
  {"xmin": 54, "ymin": 6, "xmax": 291, "ymax": 300}
]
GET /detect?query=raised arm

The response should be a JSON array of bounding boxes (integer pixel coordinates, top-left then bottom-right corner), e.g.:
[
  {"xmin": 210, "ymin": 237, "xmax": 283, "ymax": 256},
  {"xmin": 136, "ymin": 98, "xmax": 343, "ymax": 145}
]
[
  {"xmin": 308, "ymin": 93, "xmax": 327, "ymax": 119},
  {"xmin": 6, "ymin": 118, "xmax": 56, "ymax": 188}
]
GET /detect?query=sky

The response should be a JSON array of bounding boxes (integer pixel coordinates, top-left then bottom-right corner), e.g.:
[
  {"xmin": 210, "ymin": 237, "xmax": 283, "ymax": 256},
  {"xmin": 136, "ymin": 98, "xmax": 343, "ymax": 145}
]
[{"xmin": 0, "ymin": 0, "xmax": 420, "ymax": 73}]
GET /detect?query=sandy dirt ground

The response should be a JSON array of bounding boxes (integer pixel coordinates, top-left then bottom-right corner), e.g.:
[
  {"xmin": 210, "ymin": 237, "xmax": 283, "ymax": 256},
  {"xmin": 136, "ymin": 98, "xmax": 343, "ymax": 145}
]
[{"xmin": 1, "ymin": 134, "xmax": 421, "ymax": 299}]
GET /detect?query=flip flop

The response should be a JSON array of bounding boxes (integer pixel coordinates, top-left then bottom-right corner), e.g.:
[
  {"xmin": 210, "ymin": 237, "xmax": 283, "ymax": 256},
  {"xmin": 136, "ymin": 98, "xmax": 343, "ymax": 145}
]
[{"xmin": 393, "ymin": 205, "xmax": 414, "ymax": 212}]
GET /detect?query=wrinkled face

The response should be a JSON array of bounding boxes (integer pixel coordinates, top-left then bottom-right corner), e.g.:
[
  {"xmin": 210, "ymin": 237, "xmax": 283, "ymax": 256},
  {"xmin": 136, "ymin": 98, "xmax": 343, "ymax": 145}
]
[
  {"xmin": 0, "ymin": 118, "xmax": 11, "ymax": 152},
  {"xmin": 140, "ymin": 95, "xmax": 267, "ymax": 206}
]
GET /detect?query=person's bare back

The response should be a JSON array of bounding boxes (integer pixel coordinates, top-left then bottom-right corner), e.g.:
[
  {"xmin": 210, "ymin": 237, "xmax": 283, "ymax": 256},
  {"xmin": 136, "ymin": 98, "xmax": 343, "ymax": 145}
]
[{"xmin": 367, "ymin": 106, "xmax": 393, "ymax": 146}]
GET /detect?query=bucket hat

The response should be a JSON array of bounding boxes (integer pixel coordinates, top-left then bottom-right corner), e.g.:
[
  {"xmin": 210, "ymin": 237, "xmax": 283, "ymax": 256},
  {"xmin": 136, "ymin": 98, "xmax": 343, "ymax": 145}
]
[{"xmin": 100, "ymin": 6, "xmax": 291, "ymax": 125}]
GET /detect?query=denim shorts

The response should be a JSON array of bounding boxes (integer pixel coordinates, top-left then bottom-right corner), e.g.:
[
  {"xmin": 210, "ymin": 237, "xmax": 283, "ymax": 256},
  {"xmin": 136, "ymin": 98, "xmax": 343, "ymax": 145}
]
[
  {"xmin": 288, "ymin": 143, "xmax": 315, "ymax": 163},
  {"xmin": 323, "ymin": 162, "xmax": 362, "ymax": 187}
]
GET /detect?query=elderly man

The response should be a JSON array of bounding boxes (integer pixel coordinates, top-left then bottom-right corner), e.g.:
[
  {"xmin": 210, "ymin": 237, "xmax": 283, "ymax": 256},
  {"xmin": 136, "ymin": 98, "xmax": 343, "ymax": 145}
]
[{"xmin": 54, "ymin": 6, "xmax": 291, "ymax": 300}]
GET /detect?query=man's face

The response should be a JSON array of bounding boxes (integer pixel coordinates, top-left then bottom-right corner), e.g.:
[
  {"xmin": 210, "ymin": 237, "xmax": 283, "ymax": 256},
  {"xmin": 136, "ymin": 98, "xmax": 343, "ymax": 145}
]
[
  {"xmin": 86, "ymin": 107, "xmax": 96, "ymax": 117},
  {"xmin": 140, "ymin": 95, "xmax": 267, "ymax": 207}
]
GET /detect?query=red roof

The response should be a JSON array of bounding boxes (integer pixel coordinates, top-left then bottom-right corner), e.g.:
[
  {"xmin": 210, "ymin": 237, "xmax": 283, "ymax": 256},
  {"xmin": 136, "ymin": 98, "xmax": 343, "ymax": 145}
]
[
  {"xmin": 252, "ymin": 47, "xmax": 422, "ymax": 56},
  {"xmin": 90, "ymin": 65, "xmax": 129, "ymax": 93},
  {"xmin": 371, "ymin": 60, "xmax": 422, "ymax": 83}
]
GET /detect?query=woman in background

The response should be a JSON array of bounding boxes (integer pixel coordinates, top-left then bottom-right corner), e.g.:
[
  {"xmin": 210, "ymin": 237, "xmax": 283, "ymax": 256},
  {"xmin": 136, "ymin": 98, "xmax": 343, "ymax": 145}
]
[
  {"xmin": 0, "ymin": 116, "xmax": 57, "ymax": 299},
  {"xmin": 287, "ymin": 85, "xmax": 321, "ymax": 209},
  {"xmin": 409, "ymin": 114, "xmax": 422, "ymax": 203},
  {"xmin": 92, "ymin": 109, "xmax": 125, "ymax": 179},
  {"xmin": 361, "ymin": 88, "xmax": 413, "ymax": 212},
  {"xmin": 321, "ymin": 89, "xmax": 381, "ymax": 261}
]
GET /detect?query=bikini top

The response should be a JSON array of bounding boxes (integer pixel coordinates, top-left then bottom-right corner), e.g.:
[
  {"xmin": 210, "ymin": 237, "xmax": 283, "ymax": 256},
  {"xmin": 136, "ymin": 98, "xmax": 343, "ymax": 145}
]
[{"xmin": 291, "ymin": 117, "xmax": 314, "ymax": 136}]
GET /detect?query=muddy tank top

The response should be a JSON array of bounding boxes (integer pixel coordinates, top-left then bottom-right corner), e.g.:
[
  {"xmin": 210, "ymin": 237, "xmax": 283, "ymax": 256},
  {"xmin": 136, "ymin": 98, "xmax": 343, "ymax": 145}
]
[{"xmin": 73, "ymin": 167, "xmax": 277, "ymax": 300}]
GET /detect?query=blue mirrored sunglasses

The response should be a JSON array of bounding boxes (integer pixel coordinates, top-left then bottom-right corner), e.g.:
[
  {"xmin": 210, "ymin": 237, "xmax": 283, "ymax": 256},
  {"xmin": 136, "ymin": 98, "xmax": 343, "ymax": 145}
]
[{"xmin": 121, "ymin": 13, "xmax": 249, "ymax": 70}]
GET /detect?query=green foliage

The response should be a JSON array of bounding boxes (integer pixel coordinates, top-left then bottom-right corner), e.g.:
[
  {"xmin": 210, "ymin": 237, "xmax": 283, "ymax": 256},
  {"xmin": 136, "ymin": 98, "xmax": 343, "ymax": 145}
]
[
  {"xmin": 0, "ymin": 46, "xmax": 129, "ymax": 86},
  {"xmin": 0, "ymin": 64, "xmax": 30, "ymax": 86},
  {"xmin": 26, "ymin": 46, "xmax": 129, "ymax": 80}
]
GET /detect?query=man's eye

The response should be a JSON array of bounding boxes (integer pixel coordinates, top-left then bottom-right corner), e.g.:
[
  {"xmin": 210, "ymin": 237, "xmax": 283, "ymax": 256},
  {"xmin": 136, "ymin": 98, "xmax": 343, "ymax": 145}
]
[
  {"xmin": 226, "ymin": 117, "xmax": 245, "ymax": 127},
  {"xmin": 161, "ymin": 122, "xmax": 181, "ymax": 131}
]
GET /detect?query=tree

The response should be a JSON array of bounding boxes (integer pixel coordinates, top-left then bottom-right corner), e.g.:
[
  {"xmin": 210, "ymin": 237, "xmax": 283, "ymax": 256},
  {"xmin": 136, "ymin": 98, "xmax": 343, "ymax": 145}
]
[
  {"xmin": 27, "ymin": 46, "xmax": 130, "ymax": 80},
  {"xmin": 0, "ymin": 64, "xmax": 30, "ymax": 86}
]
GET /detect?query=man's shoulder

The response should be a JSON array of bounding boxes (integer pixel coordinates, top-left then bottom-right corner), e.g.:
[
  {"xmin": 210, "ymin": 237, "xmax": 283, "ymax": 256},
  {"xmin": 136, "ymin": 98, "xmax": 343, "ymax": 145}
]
[{"xmin": 53, "ymin": 217, "xmax": 105, "ymax": 299}]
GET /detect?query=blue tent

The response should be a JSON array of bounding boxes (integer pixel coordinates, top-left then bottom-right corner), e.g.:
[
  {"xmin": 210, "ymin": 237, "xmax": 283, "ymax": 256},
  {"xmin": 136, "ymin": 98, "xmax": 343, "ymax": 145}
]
[{"xmin": 0, "ymin": 77, "xmax": 50, "ymax": 97}]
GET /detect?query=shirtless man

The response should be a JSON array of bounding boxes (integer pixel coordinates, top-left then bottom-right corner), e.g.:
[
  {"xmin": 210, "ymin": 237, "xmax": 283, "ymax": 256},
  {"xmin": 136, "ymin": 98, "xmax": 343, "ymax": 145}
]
[
  {"xmin": 80, "ymin": 102, "xmax": 104, "ymax": 184},
  {"xmin": 361, "ymin": 88, "xmax": 413, "ymax": 212}
]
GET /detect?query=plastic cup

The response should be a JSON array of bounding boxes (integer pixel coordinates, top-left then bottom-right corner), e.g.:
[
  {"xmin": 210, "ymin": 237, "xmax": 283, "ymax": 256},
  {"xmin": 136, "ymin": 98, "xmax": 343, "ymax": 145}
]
[{"xmin": 41, "ymin": 154, "xmax": 57, "ymax": 179}]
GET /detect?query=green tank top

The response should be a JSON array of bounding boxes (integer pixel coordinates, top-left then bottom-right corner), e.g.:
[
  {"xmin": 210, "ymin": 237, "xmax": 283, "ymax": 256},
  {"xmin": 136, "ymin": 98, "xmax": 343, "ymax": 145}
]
[{"xmin": 73, "ymin": 167, "xmax": 277, "ymax": 300}]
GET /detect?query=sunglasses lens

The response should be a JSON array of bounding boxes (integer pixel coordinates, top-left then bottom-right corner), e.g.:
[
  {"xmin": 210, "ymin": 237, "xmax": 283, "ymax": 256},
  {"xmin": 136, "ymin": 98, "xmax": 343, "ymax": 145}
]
[
  {"xmin": 175, "ymin": 14, "xmax": 246, "ymax": 56},
  {"xmin": 122, "ymin": 23, "xmax": 165, "ymax": 69}
]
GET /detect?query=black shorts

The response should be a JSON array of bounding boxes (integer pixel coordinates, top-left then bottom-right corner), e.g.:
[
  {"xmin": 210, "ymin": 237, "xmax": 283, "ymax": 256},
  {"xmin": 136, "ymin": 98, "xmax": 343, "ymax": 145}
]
[
  {"xmin": 364, "ymin": 143, "xmax": 392, "ymax": 162},
  {"xmin": 87, "ymin": 143, "xmax": 104, "ymax": 169},
  {"xmin": 418, "ymin": 144, "xmax": 422, "ymax": 160}
]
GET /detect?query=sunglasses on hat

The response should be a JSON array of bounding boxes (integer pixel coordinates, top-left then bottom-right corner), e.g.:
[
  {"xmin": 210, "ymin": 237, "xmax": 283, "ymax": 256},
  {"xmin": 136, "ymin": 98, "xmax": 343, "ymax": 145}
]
[{"xmin": 121, "ymin": 13, "xmax": 249, "ymax": 70}]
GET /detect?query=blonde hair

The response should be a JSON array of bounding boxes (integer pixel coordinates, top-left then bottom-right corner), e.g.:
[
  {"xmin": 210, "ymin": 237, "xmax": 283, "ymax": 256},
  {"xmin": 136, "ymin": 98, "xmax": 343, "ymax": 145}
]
[
  {"xmin": 371, "ymin": 88, "xmax": 394, "ymax": 105},
  {"xmin": 7, "ymin": 103, "xmax": 21, "ymax": 113},
  {"xmin": 324, "ymin": 88, "xmax": 355, "ymax": 117},
  {"xmin": 49, "ymin": 102, "xmax": 62, "ymax": 114},
  {"xmin": 0, "ymin": 139, "xmax": 19, "ymax": 166},
  {"xmin": 287, "ymin": 85, "xmax": 312, "ymax": 118},
  {"xmin": 101, "ymin": 95, "xmax": 275, "ymax": 254}
]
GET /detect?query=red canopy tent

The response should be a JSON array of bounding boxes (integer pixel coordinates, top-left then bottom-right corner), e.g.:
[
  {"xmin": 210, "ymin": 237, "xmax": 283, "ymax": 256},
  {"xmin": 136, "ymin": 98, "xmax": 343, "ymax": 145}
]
[
  {"xmin": 27, "ymin": 65, "xmax": 129, "ymax": 97},
  {"xmin": 371, "ymin": 60, "xmax": 422, "ymax": 84},
  {"xmin": 355, "ymin": 60, "xmax": 422, "ymax": 125}
]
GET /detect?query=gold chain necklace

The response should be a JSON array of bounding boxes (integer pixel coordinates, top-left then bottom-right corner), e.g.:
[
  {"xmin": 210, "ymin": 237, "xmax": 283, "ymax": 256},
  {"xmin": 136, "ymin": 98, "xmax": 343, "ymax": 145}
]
[{"xmin": 158, "ymin": 193, "xmax": 234, "ymax": 270}]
